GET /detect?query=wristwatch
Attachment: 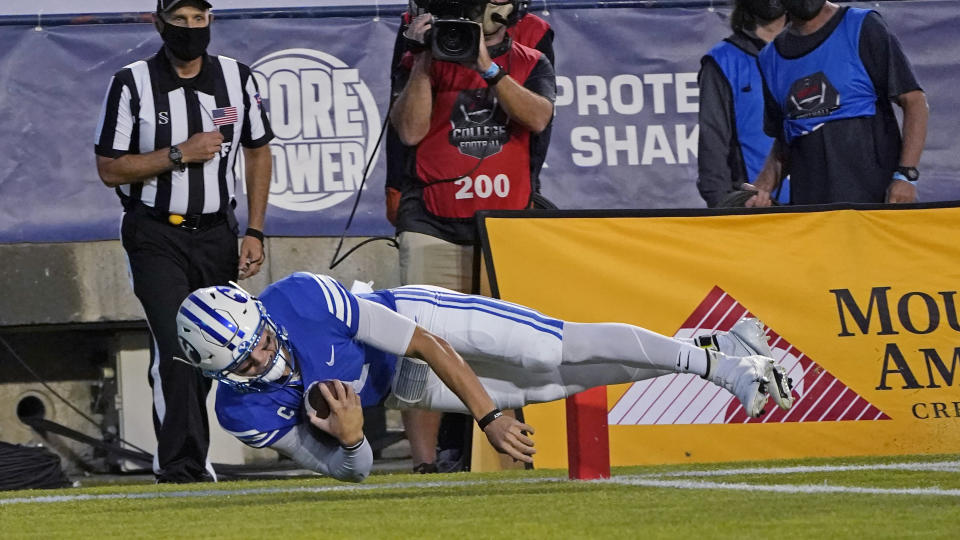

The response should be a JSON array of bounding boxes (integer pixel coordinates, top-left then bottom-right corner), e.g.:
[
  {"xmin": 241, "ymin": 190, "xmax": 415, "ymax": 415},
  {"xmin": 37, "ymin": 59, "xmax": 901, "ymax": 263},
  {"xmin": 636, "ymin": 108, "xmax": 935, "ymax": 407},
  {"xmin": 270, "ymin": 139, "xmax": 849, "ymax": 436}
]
[
  {"xmin": 482, "ymin": 63, "xmax": 508, "ymax": 86},
  {"xmin": 169, "ymin": 145, "xmax": 185, "ymax": 172},
  {"xmin": 893, "ymin": 165, "xmax": 919, "ymax": 185}
]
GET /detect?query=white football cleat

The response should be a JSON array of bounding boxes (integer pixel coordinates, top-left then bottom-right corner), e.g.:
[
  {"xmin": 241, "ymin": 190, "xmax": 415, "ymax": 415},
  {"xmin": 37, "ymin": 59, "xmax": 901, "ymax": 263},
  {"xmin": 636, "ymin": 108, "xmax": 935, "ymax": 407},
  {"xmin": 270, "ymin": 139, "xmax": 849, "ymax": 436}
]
[
  {"xmin": 705, "ymin": 351, "xmax": 771, "ymax": 418},
  {"xmin": 766, "ymin": 360, "xmax": 795, "ymax": 412},
  {"xmin": 710, "ymin": 317, "xmax": 774, "ymax": 358},
  {"xmin": 697, "ymin": 318, "xmax": 795, "ymax": 414}
]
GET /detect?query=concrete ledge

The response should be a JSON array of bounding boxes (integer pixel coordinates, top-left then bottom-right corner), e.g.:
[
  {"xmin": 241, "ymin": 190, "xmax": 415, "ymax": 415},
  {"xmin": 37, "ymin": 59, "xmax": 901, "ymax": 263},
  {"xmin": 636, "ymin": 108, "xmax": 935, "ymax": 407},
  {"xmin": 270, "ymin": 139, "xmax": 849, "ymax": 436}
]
[{"xmin": 0, "ymin": 237, "xmax": 400, "ymax": 327}]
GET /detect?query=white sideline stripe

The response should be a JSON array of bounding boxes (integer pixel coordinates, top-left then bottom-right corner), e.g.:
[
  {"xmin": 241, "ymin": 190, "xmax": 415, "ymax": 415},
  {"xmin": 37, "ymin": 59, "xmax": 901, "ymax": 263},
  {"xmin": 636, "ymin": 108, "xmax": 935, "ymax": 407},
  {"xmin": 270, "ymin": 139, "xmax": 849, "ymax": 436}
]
[
  {"xmin": 0, "ymin": 478, "xmax": 564, "ymax": 506},
  {"xmin": 650, "ymin": 460, "xmax": 960, "ymax": 477},
  {"xmin": 611, "ymin": 478, "xmax": 960, "ymax": 497},
  {"xmin": 2, "ymin": 461, "xmax": 958, "ymax": 506}
]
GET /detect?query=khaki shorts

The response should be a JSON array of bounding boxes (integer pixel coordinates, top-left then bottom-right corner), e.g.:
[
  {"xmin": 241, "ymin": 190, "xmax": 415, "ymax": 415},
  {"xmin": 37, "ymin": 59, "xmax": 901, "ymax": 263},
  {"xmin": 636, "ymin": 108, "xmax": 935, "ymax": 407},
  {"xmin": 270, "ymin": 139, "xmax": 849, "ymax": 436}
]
[{"xmin": 397, "ymin": 231, "xmax": 474, "ymax": 293}]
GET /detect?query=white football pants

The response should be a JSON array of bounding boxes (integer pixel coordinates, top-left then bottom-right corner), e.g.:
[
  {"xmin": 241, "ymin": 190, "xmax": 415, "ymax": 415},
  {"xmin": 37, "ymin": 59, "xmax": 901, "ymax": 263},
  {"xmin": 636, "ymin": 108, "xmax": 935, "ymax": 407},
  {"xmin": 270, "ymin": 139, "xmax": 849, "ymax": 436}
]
[{"xmin": 384, "ymin": 286, "xmax": 708, "ymax": 413}]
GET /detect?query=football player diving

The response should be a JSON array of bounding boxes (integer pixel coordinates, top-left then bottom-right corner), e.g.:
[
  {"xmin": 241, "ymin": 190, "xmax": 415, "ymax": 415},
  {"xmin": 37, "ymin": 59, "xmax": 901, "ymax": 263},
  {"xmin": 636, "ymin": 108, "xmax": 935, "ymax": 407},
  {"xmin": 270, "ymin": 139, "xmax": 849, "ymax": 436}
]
[{"xmin": 176, "ymin": 272, "xmax": 794, "ymax": 482}]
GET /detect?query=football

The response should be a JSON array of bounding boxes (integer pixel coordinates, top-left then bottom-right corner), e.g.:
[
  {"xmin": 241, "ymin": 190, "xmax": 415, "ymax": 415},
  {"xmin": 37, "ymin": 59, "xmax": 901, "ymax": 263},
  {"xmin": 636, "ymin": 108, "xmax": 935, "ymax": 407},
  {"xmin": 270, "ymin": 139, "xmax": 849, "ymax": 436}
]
[{"xmin": 305, "ymin": 380, "xmax": 340, "ymax": 419}]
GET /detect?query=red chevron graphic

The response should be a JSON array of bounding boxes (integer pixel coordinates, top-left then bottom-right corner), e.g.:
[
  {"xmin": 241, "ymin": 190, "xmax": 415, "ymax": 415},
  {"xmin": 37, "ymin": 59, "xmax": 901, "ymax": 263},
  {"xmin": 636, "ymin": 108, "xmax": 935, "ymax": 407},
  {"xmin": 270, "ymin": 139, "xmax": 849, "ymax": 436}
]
[{"xmin": 608, "ymin": 286, "xmax": 890, "ymax": 425}]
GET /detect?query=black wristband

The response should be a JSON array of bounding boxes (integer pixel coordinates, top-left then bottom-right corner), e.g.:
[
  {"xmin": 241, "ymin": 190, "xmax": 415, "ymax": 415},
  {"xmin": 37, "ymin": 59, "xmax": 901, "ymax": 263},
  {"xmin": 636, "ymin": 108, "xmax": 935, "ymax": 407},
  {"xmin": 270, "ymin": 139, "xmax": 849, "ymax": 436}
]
[
  {"xmin": 341, "ymin": 437, "xmax": 365, "ymax": 451},
  {"xmin": 484, "ymin": 67, "xmax": 508, "ymax": 87},
  {"xmin": 245, "ymin": 227, "xmax": 264, "ymax": 243},
  {"xmin": 476, "ymin": 408, "xmax": 503, "ymax": 431}
]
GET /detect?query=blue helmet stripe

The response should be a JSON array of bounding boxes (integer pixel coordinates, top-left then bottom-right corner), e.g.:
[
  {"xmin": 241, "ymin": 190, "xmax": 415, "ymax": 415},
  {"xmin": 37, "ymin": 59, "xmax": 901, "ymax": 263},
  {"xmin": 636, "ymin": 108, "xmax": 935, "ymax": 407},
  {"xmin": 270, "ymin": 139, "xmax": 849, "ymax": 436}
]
[
  {"xmin": 188, "ymin": 293, "xmax": 245, "ymax": 340},
  {"xmin": 178, "ymin": 305, "xmax": 233, "ymax": 348}
]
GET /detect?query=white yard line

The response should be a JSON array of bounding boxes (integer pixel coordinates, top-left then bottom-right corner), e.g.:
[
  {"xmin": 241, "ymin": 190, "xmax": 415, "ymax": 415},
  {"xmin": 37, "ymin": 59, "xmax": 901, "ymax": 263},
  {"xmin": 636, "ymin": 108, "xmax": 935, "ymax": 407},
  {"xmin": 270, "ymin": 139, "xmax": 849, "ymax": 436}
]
[
  {"xmin": 610, "ymin": 478, "xmax": 960, "ymax": 497},
  {"xmin": 0, "ymin": 477, "xmax": 561, "ymax": 506},
  {"xmin": 2, "ymin": 460, "xmax": 958, "ymax": 506},
  {"xmin": 647, "ymin": 460, "xmax": 960, "ymax": 477}
]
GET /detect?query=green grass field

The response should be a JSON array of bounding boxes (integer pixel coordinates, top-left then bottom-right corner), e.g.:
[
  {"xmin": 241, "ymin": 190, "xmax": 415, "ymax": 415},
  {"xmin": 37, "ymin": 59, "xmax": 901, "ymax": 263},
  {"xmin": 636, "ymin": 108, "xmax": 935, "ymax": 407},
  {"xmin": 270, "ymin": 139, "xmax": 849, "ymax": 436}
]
[{"xmin": 2, "ymin": 454, "xmax": 958, "ymax": 539}]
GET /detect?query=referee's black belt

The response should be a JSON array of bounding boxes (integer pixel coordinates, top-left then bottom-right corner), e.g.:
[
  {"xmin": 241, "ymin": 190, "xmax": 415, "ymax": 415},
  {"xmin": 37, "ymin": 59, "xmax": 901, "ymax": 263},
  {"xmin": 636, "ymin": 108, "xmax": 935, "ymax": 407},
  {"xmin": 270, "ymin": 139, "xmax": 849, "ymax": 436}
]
[{"xmin": 131, "ymin": 201, "xmax": 227, "ymax": 231}]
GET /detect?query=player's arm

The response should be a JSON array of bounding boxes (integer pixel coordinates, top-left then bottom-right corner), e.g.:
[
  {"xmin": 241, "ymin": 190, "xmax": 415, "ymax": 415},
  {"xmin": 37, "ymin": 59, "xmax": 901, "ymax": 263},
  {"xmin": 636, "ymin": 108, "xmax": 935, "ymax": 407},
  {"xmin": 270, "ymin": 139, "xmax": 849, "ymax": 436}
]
[
  {"xmin": 269, "ymin": 423, "xmax": 373, "ymax": 483},
  {"xmin": 404, "ymin": 326, "xmax": 536, "ymax": 463}
]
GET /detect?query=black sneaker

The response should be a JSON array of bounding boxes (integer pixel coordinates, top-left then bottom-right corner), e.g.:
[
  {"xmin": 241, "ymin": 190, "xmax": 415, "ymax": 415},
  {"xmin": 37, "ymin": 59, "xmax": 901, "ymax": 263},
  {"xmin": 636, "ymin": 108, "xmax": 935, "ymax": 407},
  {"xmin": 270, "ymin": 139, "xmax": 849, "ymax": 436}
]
[{"xmin": 412, "ymin": 462, "xmax": 438, "ymax": 474}]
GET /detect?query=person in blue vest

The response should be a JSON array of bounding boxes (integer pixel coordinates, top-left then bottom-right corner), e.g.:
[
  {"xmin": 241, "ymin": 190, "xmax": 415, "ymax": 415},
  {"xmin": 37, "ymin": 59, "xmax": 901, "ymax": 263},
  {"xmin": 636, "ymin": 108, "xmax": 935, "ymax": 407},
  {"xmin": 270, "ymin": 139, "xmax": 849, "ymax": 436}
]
[
  {"xmin": 697, "ymin": 0, "xmax": 789, "ymax": 207},
  {"xmin": 746, "ymin": 1, "xmax": 928, "ymax": 206},
  {"xmin": 174, "ymin": 272, "xmax": 795, "ymax": 482}
]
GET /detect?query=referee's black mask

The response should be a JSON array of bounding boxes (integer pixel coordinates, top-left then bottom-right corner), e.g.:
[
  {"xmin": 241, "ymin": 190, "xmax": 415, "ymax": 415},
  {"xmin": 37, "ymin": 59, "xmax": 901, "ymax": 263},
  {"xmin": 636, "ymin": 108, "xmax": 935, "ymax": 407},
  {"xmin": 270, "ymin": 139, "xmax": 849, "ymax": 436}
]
[{"xmin": 156, "ymin": 0, "xmax": 213, "ymax": 62}]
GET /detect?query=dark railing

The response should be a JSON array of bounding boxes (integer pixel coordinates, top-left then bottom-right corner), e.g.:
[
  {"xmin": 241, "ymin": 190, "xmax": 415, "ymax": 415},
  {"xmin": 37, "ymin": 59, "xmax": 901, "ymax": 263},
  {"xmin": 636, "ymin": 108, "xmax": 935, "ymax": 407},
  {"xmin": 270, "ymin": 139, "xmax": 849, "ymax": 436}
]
[{"xmin": 0, "ymin": 0, "xmax": 904, "ymax": 27}]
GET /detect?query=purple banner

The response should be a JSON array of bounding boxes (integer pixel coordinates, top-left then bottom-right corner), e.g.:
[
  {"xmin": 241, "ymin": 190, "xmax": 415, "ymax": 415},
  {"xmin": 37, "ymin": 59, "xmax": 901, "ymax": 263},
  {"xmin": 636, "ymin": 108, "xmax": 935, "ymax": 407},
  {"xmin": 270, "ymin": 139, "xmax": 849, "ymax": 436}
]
[{"xmin": 0, "ymin": 2, "xmax": 957, "ymax": 243}]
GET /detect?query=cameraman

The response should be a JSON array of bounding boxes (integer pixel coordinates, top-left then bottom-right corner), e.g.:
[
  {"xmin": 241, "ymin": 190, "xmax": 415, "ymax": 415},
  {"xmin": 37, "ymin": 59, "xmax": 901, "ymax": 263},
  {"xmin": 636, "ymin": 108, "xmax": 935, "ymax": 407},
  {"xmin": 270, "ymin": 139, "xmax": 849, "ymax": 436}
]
[
  {"xmin": 390, "ymin": 0, "xmax": 556, "ymax": 473},
  {"xmin": 385, "ymin": 1, "xmax": 555, "ymax": 226}
]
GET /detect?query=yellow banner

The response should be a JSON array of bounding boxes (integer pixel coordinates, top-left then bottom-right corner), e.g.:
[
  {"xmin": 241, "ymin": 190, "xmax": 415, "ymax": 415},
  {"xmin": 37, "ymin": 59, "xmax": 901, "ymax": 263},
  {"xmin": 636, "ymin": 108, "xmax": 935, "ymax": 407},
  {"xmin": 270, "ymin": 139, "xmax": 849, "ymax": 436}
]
[{"xmin": 479, "ymin": 206, "xmax": 960, "ymax": 468}]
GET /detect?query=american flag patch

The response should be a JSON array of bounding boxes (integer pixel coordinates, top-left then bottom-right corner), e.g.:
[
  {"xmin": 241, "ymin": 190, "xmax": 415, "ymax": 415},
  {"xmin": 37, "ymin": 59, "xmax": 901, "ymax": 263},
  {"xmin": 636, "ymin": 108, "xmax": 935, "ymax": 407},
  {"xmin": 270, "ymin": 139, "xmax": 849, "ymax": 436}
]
[{"xmin": 211, "ymin": 106, "xmax": 238, "ymax": 126}]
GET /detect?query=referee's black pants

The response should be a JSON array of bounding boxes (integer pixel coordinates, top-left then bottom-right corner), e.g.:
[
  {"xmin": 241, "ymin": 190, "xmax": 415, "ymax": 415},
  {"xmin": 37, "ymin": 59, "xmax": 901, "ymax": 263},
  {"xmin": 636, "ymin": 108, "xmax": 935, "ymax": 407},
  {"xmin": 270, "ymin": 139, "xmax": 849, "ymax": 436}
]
[{"xmin": 122, "ymin": 206, "xmax": 238, "ymax": 483}]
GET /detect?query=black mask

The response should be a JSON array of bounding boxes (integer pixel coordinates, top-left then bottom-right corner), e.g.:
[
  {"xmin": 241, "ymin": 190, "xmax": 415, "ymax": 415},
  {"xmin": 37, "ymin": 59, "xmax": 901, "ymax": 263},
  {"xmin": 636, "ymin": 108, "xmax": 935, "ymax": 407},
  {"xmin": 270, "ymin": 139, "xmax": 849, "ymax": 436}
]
[
  {"xmin": 161, "ymin": 22, "xmax": 210, "ymax": 61},
  {"xmin": 782, "ymin": 0, "xmax": 826, "ymax": 21},
  {"xmin": 744, "ymin": 0, "xmax": 785, "ymax": 21}
]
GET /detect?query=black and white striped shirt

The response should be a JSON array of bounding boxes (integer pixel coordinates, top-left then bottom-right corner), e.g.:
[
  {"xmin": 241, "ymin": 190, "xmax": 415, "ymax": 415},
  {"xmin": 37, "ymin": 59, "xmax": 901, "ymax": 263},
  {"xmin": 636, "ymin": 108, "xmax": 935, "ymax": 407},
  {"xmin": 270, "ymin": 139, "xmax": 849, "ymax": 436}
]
[{"xmin": 94, "ymin": 48, "xmax": 272, "ymax": 215}]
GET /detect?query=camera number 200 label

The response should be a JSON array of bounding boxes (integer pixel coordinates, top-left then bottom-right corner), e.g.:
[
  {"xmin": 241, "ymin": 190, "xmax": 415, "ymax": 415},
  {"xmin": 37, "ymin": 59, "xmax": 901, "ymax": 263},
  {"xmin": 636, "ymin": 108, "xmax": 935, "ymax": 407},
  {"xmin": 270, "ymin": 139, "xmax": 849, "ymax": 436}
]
[{"xmin": 454, "ymin": 174, "xmax": 511, "ymax": 200}]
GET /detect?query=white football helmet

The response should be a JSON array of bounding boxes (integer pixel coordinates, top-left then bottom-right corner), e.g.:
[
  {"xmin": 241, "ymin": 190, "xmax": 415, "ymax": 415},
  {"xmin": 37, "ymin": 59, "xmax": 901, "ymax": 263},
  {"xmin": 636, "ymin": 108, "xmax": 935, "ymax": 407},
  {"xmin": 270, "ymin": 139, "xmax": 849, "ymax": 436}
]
[{"xmin": 176, "ymin": 285, "xmax": 295, "ymax": 393}]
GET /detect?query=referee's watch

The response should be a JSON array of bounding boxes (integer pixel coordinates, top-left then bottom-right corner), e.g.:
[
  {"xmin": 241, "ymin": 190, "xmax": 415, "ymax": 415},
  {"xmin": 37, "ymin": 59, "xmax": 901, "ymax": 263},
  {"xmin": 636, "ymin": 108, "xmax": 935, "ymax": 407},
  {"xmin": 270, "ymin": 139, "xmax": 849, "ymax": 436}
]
[
  {"xmin": 893, "ymin": 165, "xmax": 919, "ymax": 185},
  {"xmin": 169, "ymin": 145, "xmax": 185, "ymax": 172}
]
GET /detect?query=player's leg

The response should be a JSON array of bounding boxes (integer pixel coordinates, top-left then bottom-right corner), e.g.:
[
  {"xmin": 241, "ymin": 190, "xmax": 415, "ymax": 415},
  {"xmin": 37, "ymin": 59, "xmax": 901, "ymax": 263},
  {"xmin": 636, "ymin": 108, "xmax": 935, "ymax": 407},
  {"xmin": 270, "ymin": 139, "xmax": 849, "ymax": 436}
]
[
  {"xmin": 561, "ymin": 321, "xmax": 793, "ymax": 415},
  {"xmin": 391, "ymin": 287, "xmax": 791, "ymax": 417},
  {"xmin": 394, "ymin": 285, "xmax": 710, "ymax": 375},
  {"xmin": 390, "ymin": 343, "xmax": 787, "ymax": 419}
]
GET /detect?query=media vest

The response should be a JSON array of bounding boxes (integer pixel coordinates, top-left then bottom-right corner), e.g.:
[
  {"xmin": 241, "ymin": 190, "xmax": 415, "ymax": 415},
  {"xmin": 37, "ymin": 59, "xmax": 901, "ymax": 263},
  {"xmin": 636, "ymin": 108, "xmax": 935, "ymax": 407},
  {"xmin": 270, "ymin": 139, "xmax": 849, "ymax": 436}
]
[
  {"xmin": 759, "ymin": 8, "xmax": 877, "ymax": 144},
  {"xmin": 707, "ymin": 39, "xmax": 773, "ymax": 184},
  {"xmin": 415, "ymin": 43, "xmax": 542, "ymax": 219},
  {"xmin": 509, "ymin": 14, "xmax": 550, "ymax": 53},
  {"xmin": 708, "ymin": 38, "xmax": 795, "ymax": 204}
]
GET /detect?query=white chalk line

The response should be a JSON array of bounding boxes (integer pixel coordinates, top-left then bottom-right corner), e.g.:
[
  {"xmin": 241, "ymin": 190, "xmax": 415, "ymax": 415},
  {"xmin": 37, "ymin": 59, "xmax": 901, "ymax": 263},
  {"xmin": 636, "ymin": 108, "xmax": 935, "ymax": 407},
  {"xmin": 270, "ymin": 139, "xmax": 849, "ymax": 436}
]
[
  {"xmin": 648, "ymin": 460, "xmax": 960, "ymax": 477},
  {"xmin": 610, "ymin": 478, "xmax": 960, "ymax": 497},
  {"xmin": 2, "ymin": 460, "xmax": 958, "ymax": 506},
  {"xmin": 0, "ymin": 477, "xmax": 562, "ymax": 506}
]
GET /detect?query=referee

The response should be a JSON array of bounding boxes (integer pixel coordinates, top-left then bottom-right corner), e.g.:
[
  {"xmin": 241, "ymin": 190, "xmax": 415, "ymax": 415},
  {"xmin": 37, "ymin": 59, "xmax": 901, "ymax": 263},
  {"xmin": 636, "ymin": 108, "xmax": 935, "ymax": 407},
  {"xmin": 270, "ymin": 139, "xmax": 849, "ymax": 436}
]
[{"xmin": 94, "ymin": 0, "xmax": 273, "ymax": 483}]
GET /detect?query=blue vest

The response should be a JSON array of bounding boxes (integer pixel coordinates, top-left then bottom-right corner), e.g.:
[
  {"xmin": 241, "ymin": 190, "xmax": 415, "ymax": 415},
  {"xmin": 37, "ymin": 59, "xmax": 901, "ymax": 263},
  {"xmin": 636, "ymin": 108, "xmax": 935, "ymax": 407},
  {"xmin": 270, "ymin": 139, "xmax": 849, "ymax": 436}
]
[
  {"xmin": 759, "ymin": 8, "xmax": 876, "ymax": 144},
  {"xmin": 708, "ymin": 38, "xmax": 790, "ymax": 204}
]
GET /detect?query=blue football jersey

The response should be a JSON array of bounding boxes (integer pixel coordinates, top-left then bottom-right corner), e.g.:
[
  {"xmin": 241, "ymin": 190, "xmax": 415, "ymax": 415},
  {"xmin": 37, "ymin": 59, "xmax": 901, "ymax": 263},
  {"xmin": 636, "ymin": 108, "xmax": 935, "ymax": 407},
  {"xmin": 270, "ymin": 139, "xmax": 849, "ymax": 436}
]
[
  {"xmin": 216, "ymin": 383, "xmax": 303, "ymax": 447},
  {"xmin": 215, "ymin": 273, "xmax": 400, "ymax": 448}
]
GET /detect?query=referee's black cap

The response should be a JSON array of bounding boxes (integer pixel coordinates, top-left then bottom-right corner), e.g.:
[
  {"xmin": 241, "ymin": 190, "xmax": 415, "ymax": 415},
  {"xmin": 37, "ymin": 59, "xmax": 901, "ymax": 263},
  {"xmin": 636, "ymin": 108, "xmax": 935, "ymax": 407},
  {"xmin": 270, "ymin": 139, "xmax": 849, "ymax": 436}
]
[{"xmin": 157, "ymin": 0, "xmax": 213, "ymax": 13}]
